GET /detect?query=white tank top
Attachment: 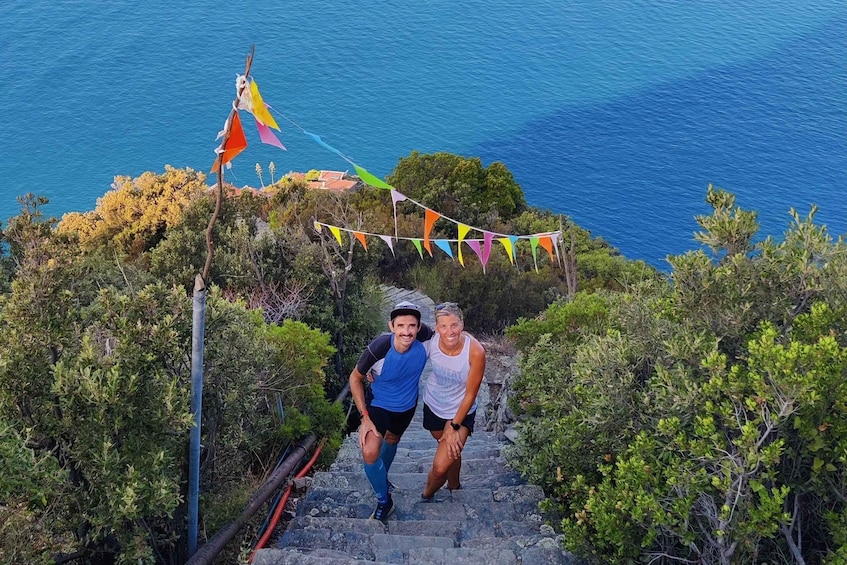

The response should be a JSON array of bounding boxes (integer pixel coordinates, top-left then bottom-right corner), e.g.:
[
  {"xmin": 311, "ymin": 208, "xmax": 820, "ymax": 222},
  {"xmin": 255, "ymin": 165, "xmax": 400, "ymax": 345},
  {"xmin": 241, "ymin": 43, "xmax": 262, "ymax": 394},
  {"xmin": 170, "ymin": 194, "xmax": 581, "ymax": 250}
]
[{"xmin": 424, "ymin": 333, "xmax": 477, "ymax": 419}]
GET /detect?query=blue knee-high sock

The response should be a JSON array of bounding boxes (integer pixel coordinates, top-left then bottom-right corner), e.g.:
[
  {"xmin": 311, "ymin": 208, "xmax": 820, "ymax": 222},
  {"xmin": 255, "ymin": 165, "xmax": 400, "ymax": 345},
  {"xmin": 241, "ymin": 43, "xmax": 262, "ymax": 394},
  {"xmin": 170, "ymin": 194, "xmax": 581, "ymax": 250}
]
[
  {"xmin": 379, "ymin": 441, "xmax": 398, "ymax": 473},
  {"xmin": 364, "ymin": 459, "xmax": 389, "ymax": 503}
]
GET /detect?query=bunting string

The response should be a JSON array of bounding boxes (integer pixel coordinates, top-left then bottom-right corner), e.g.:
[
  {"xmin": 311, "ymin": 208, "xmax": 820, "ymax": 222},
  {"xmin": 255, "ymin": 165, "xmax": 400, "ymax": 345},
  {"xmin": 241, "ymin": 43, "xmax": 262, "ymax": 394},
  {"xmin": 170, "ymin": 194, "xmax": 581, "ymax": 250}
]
[{"xmin": 216, "ymin": 74, "xmax": 563, "ymax": 272}]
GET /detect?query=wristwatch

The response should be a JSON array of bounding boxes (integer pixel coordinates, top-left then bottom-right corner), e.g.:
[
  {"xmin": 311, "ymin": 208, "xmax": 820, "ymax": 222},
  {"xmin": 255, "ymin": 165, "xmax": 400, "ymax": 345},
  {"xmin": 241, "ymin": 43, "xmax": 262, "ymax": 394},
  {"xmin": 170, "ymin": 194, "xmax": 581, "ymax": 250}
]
[{"xmin": 450, "ymin": 421, "xmax": 461, "ymax": 431}]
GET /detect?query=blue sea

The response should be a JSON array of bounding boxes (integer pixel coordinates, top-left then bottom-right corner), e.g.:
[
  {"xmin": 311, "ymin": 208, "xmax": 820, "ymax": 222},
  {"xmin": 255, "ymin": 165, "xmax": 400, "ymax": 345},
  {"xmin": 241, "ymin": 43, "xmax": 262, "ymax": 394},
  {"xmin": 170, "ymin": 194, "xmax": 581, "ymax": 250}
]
[{"xmin": 1, "ymin": 1, "xmax": 845, "ymax": 268}]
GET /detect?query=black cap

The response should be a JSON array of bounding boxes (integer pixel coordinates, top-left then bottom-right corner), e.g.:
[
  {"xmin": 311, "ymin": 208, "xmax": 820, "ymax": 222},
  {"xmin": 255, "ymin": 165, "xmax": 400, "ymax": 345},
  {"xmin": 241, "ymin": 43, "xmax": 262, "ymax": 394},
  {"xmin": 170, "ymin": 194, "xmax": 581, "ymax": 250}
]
[{"xmin": 390, "ymin": 300, "xmax": 421, "ymax": 321}]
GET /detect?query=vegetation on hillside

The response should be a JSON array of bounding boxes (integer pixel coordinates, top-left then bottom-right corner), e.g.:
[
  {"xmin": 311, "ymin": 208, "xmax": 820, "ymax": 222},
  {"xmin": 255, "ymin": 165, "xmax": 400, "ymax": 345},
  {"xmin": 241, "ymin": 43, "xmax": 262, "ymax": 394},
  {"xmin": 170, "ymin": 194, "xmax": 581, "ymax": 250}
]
[
  {"xmin": 8, "ymin": 153, "xmax": 833, "ymax": 564},
  {"xmin": 0, "ymin": 152, "xmax": 635, "ymax": 563},
  {"xmin": 506, "ymin": 186, "xmax": 847, "ymax": 564}
]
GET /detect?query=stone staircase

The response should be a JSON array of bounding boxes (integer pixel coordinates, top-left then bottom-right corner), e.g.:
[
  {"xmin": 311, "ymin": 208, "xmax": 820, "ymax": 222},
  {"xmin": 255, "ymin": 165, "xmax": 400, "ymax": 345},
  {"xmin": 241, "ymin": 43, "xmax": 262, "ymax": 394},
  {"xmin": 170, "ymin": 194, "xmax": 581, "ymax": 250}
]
[{"xmin": 253, "ymin": 287, "xmax": 576, "ymax": 564}]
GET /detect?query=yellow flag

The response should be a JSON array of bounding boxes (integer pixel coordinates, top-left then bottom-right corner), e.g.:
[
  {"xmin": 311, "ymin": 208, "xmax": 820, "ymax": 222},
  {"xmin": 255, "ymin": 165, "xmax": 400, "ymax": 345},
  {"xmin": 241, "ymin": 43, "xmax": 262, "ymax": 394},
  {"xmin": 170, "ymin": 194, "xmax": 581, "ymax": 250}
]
[
  {"xmin": 329, "ymin": 226, "xmax": 343, "ymax": 245},
  {"xmin": 250, "ymin": 80, "xmax": 281, "ymax": 131},
  {"xmin": 497, "ymin": 237, "xmax": 515, "ymax": 265},
  {"xmin": 457, "ymin": 224, "xmax": 471, "ymax": 266}
]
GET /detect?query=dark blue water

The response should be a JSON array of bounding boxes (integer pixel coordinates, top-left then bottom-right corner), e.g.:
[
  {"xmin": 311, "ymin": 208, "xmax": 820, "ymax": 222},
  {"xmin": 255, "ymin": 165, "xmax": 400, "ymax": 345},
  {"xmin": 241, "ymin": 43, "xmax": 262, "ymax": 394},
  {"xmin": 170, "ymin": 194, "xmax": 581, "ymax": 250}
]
[{"xmin": 2, "ymin": 1, "xmax": 844, "ymax": 268}]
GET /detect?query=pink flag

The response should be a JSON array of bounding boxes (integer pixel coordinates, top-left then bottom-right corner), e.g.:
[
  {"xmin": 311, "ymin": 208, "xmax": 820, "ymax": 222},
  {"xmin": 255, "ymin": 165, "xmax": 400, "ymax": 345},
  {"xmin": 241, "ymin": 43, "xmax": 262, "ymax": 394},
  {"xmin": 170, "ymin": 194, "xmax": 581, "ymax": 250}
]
[
  {"xmin": 481, "ymin": 231, "xmax": 494, "ymax": 267},
  {"xmin": 255, "ymin": 119, "xmax": 286, "ymax": 150},
  {"xmin": 465, "ymin": 240, "xmax": 486, "ymax": 273}
]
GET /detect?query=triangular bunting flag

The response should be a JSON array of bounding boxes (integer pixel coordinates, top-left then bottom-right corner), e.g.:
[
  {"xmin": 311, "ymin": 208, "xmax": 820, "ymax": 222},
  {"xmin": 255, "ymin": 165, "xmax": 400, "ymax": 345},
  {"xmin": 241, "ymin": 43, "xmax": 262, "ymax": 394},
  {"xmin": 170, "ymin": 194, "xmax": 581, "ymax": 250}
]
[
  {"xmin": 465, "ymin": 240, "xmax": 486, "ymax": 272},
  {"xmin": 434, "ymin": 240, "xmax": 454, "ymax": 258},
  {"xmin": 353, "ymin": 231, "xmax": 368, "ymax": 250},
  {"xmin": 539, "ymin": 235, "xmax": 555, "ymax": 264},
  {"xmin": 305, "ymin": 131, "xmax": 345, "ymax": 158},
  {"xmin": 391, "ymin": 189, "xmax": 407, "ymax": 241},
  {"xmin": 423, "ymin": 209, "xmax": 439, "ymax": 257},
  {"xmin": 481, "ymin": 231, "xmax": 494, "ymax": 268},
  {"xmin": 256, "ymin": 119, "xmax": 286, "ymax": 150},
  {"xmin": 550, "ymin": 232, "xmax": 563, "ymax": 264},
  {"xmin": 379, "ymin": 235, "xmax": 395, "ymax": 256},
  {"xmin": 353, "ymin": 164, "xmax": 394, "ymax": 189},
  {"xmin": 329, "ymin": 225, "xmax": 343, "ymax": 245},
  {"xmin": 530, "ymin": 237, "xmax": 540, "ymax": 273},
  {"xmin": 411, "ymin": 239, "xmax": 424, "ymax": 258},
  {"xmin": 457, "ymin": 224, "xmax": 471, "ymax": 267},
  {"xmin": 212, "ymin": 111, "xmax": 248, "ymax": 171},
  {"xmin": 249, "ymin": 80, "xmax": 280, "ymax": 130},
  {"xmin": 313, "ymin": 221, "xmax": 322, "ymax": 233},
  {"xmin": 497, "ymin": 237, "xmax": 515, "ymax": 265}
]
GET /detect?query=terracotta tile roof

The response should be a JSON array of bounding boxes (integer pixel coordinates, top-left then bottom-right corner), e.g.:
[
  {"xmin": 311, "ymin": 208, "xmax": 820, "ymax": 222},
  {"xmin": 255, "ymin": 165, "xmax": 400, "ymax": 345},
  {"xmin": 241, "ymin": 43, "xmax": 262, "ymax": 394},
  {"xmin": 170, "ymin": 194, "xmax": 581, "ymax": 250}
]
[{"xmin": 287, "ymin": 170, "xmax": 361, "ymax": 192}]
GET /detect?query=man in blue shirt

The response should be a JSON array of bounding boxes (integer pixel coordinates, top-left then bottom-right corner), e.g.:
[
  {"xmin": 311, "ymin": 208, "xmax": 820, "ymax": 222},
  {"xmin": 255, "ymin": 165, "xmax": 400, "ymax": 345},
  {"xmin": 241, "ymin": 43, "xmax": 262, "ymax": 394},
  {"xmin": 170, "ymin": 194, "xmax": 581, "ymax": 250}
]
[{"xmin": 349, "ymin": 300, "xmax": 433, "ymax": 523}]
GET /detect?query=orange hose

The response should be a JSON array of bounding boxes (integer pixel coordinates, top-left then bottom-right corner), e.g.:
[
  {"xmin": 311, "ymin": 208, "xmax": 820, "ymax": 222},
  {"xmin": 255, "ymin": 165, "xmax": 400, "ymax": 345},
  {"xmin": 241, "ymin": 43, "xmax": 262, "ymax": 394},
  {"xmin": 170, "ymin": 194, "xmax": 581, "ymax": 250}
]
[{"xmin": 248, "ymin": 441, "xmax": 324, "ymax": 563}]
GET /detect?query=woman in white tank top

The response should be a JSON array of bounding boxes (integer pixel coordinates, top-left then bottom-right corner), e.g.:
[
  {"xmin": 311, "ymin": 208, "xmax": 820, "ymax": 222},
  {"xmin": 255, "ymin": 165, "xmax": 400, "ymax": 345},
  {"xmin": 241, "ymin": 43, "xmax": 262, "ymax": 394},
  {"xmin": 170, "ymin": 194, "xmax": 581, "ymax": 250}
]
[{"xmin": 421, "ymin": 302, "xmax": 486, "ymax": 500}]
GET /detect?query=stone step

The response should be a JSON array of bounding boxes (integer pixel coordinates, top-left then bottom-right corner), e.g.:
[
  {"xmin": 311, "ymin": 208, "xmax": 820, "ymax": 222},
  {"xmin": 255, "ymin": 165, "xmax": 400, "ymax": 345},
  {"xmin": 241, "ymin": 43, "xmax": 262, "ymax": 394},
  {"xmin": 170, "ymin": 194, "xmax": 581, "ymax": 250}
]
[
  {"xmin": 252, "ymin": 547, "xmax": 394, "ymax": 565},
  {"xmin": 310, "ymin": 468, "xmax": 524, "ymax": 494},
  {"xmin": 251, "ymin": 286, "xmax": 575, "ymax": 564},
  {"xmin": 328, "ymin": 451, "xmax": 509, "ymax": 474},
  {"xmin": 279, "ymin": 529, "xmax": 458, "ymax": 562},
  {"xmin": 406, "ymin": 543, "xmax": 576, "ymax": 565},
  {"xmin": 372, "ymin": 533, "xmax": 455, "ymax": 563},
  {"xmin": 333, "ymin": 447, "xmax": 506, "ymax": 468},
  {"xmin": 339, "ymin": 431, "xmax": 504, "ymax": 449},
  {"xmin": 406, "ymin": 546, "xmax": 517, "ymax": 564},
  {"xmin": 298, "ymin": 488, "xmax": 540, "ymax": 527},
  {"xmin": 287, "ymin": 516, "xmax": 465, "ymax": 540}
]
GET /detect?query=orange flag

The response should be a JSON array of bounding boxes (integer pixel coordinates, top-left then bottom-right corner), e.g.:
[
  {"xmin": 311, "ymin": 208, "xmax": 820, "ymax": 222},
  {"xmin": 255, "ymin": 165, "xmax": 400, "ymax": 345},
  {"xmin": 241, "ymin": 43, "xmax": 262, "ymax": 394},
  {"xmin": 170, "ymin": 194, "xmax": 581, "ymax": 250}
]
[
  {"xmin": 212, "ymin": 112, "xmax": 248, "ymax": 170},
  {"xmin": 423, "ymin": 209, "xmax": 439, "ymax": 256},
  {"xmin": 539, "ymin": 235, "xmax": 556, "ymax": 264},
  {"xmin": 353, "ymin": 231, "xmax": 368, "ymax": 250}
]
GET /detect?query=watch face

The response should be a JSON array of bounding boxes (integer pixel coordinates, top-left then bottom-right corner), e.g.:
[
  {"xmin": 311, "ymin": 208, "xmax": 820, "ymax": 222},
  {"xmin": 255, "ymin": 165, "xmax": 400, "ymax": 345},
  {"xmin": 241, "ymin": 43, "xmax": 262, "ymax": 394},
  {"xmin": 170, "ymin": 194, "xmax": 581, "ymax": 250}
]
[{"xmin": 451, "ymin": 422, "xmax": 461, "ymax": 431}]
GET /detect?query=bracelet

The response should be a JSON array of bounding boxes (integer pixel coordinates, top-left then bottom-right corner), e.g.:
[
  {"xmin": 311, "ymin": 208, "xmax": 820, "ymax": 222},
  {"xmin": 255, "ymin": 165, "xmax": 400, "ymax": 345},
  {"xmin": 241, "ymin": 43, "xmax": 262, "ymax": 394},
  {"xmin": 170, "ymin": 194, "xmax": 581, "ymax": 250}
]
[{"xmin": 361, "ymin": 409, "xmax": 369, "ymax": 418}]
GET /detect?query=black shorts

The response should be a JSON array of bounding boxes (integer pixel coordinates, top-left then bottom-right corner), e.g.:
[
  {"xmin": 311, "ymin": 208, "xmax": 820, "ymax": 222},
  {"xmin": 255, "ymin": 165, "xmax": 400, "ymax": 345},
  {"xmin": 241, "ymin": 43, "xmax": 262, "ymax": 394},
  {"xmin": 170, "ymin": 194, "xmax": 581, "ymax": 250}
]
[
  {"xmin": 367, "ymin": 403, "xmax": 417, "ymax": 437},
  {"xmin": 423, "ymin": 403, "xmax": 475, "ymax": 436}
]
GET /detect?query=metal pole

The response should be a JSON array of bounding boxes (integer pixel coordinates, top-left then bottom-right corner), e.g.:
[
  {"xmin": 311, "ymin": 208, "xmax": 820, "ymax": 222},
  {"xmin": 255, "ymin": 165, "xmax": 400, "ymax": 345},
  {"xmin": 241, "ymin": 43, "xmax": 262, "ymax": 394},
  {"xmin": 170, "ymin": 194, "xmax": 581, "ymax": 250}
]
[
  {"xmin": 185, "ymin": 383, "xmax": 351, "ymax": 565},
  {"xmin": 188, "ymin": 273, "xmax": 207, "ymax": 556}
]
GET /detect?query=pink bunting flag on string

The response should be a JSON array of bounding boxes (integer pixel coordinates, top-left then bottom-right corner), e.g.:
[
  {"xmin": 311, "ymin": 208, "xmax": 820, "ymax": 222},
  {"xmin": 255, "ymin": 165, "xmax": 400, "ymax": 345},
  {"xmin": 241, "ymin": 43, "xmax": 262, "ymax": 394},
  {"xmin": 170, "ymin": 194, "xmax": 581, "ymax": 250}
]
[
  {"xmin": 465, "ymin": 240, "xmax": 486, "ymax": 273},
  {"xmin": 481, "ymin": 231, "xmax": 494, "ymax": 267},
  {"xmin": 255, "ymin": 119, "xmax": 286, "ymax": 150}
]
